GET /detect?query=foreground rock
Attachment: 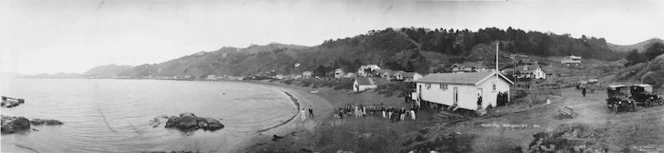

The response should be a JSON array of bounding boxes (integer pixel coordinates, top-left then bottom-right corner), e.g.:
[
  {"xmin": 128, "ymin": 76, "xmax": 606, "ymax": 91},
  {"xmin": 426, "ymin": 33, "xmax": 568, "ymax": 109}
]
[
  {"xmin": 152, "ymin": 113, "xmax": 224, "ymax": 132},
  {"xmin": 526, "ymin": 124, "xmax": 607, "ymax": 153},
  {"xmin": 1, "ymin": 116, "xmax": 31, "ymax": 134},
  {"xmin": 1, "ymin": 116, "xmax": 64, "ymax": 134}
]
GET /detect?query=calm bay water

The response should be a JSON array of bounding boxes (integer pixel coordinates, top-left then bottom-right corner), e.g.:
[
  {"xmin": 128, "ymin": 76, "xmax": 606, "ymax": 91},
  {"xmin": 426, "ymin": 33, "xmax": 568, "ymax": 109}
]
[{"xmin": 0, "ymin": 78, "xmax": 297, "ymax": 153}]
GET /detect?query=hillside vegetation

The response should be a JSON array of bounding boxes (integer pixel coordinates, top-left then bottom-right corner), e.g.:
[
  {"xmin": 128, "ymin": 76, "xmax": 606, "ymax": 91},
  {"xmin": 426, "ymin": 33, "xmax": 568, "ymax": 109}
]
[
  {"xmin": 607, "ymin": 38, "xmax": 664, "ymax": 53},
  {"xmin": 87, "ymin": 27, "xmax": 629, "ymax": 78},
  {"xmin": 612, "ymin": 54, "xmax": 664, "ymax": 88}
]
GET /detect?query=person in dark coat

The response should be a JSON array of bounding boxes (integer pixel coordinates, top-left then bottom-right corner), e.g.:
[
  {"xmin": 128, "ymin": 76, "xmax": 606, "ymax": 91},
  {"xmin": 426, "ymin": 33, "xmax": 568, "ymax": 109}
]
[
  {"xmin": 582, "ymin": 87, "xmax": 587, "ymax": 97},
  {"xmin": 308, "ymin": 105, "xmax": 314, "ymax": 118},
  {"xmin": 477, "ymin": 94, "xmax": 483, "ymax": 109}
]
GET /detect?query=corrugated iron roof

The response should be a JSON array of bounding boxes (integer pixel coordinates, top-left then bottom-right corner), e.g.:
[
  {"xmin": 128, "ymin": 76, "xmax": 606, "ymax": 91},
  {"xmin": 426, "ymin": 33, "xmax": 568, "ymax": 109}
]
[
  {"xmin": 415, "ymin": 72, "xmax": 513, "ymax": 85},
  {"xmin": 355, "ymin": 77, "xmax": 375, "ymax": 85}
]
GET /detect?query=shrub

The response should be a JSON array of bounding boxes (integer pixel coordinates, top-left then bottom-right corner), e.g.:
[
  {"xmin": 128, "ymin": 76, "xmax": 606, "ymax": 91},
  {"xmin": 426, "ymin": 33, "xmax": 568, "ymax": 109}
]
[{"xmin": 375, "ymin": 82, "xmax": 413, "ymax": 97}]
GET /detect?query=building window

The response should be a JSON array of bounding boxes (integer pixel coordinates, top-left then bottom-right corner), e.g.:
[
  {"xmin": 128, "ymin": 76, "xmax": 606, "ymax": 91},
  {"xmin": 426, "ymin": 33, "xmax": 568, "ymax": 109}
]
[
  {"xmin": 426, "ymin": 84, "xmax": 431, "ymax": 89},
  {"xmin": 440, "ymin": 84, "xmax": 447, "ymax": 90},
  {"xmin": 493, "ymin": 84, "xmax": 496, "ymax": 91}
]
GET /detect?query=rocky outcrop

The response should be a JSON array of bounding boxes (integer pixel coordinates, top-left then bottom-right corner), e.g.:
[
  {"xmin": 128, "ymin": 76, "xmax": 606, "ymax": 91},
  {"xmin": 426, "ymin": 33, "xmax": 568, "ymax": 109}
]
[
  {"xmin": 1, "ymin": 96, "xmax": 25, "ymax": 108},
  {"xmin": 1, "ymin": 116, "xmax": 31, "ymax": 134},
  {"xmin": 1, "ymin": 116, "xmax": 64, "ymax": 134},
  {"xmin": 29, "ymin": 118, "xmax": 64, "ymax": 126},
  {"xmin": 153, "ymin": 113, "xmax": 224, "ymax": 132}
]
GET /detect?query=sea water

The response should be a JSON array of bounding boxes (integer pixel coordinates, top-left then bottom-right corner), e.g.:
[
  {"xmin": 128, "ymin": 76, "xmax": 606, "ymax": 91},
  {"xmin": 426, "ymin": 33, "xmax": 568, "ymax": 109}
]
[{"xmin": 0, "ymin": 78, "xmax": 297, "ymax": 152}]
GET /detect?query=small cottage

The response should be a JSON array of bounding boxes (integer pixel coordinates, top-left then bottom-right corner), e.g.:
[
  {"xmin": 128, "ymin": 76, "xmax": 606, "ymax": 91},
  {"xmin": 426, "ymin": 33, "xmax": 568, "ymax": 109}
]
[
  {"xmin": 450, "ymin": 61, "xmax": 488, "ymax": 73},
  {"xmin": 414, "ymin": 72, "xmax": 513, "ymax": 111},
  {"xmin": 334, "ymin": 68, "xmax": 345, "ymax": 79},
  {"xmin": 561, "ymin": 55, "xmax": 582, "ymax": 66},
  {"xmin": 516, "ymin": 64, "xmax": 546, "ymax": 79},
  {"xmin": 302, "ymin": 71, "xmax": 314, "ymax": 79},
  {"xmin": 353, "ymin": 77, "xmax": 378, "ymax": 92},
  {"xmin": 393, "ymin": 72, "xmax": 423, "ymax": 82}
]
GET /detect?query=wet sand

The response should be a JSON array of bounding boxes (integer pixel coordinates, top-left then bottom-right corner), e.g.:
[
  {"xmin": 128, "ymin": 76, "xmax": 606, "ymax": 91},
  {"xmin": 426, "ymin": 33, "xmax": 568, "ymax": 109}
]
[
  {"xmin": 237, "ymin": 81, "xmax": 434, "ymax": 153},
  {"xmin": 230, "ymin": 81, "xmax": 335, "ymax": 153}
]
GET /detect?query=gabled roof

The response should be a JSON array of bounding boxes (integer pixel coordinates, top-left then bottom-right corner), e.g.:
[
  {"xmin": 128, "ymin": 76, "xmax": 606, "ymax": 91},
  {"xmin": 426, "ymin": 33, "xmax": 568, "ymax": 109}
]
[
  {"xmin": 355, "ymin": 77, "xmax": 376, "ymax": 86},
  {"xmin": 607, "ymin": 84, "xmax": 628, "ymax": 89},
  {"xmin": 415, "ymin": 72, "xmax": 514, "ymax": 85}
]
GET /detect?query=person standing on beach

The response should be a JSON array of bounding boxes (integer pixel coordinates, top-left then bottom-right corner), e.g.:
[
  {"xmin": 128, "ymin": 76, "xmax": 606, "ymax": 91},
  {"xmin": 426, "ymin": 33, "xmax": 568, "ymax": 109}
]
[
  {"xmin": 301, "ymin": 109, "xmax": 306, "ymax": 121},
  {"xmin": 410, "ymin": 108, "xmax": 416, "ymax": 120},
  {"xmin": 308, "ymin": 105, "xmax": 314, "ymax": 118}
]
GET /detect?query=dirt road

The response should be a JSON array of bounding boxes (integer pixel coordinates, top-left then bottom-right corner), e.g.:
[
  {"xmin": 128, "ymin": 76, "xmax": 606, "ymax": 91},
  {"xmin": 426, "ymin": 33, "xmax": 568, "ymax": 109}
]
[{"xmin": 421, "ymin": 87, "xmax": 664, "ymax": 153}]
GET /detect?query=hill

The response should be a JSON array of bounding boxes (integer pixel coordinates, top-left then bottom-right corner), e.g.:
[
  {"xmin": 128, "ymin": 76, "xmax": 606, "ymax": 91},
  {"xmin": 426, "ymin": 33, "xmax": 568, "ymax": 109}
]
[
  {"xmin": 608, "ymin": 38, "xmax": 664, "ymax": 52},
  {"xmin": 609, "ymin": 54, "xmax": 664, "ymax": 88},
  {"xmin": 91, "ymin": 27, "xmax": 628, "ymax": 78},
  {"xmin": 83, "ymin": 64, "xmax": 133, "ymax": 77}
]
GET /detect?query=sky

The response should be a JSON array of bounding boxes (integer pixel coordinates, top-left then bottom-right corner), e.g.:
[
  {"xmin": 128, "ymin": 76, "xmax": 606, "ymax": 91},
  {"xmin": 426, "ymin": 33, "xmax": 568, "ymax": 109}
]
[{"xmin": 1, "ymin": 0, "xmax": 663, "ymax": 75}]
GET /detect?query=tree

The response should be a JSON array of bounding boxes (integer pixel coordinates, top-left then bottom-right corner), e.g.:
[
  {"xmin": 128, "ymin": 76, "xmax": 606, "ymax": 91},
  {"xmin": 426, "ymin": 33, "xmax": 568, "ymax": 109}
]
[
  {"xmin": 385, "ymin": 61, "xmax": 405, "ymax": 71},
  {"xmin": 625, "ymin": 49, "xmax": 646, "ymax": 66},
  {"xmin": 314, "ymin": 65, "xmax": 328, "ymax": 77},
  {"xmin": 645, "ymin": 42, "xmax": 664, "ymax": 61}
]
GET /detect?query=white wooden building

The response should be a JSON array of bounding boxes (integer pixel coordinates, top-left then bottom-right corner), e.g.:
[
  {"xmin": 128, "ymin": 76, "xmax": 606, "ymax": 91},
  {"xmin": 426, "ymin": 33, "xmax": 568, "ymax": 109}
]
[
  {"xmin": 353, "ymin": 77, "xmax": 378, "ymax": 92},
  {"xmin": 414, "ymin": 72, "xmax": 513, "ymax": 111}
]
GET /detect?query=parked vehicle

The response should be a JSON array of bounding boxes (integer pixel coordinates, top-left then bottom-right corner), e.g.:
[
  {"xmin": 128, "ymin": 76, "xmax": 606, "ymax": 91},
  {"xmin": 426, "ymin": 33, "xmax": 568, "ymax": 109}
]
[
  {"xmin": 605, "ymin": 85, "xmax": 636, "ymax": 112},
  {"xmin": 587, "ymin": 79, "xmax": 598, "ymax": 84},
  {"xmin": 629, "ymin": 84, "xmax": 664, "ymax": 107}
]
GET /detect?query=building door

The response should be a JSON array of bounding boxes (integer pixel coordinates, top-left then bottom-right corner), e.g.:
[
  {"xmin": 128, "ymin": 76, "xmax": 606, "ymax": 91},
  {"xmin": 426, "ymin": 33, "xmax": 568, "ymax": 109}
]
[{"xmin": 453, "ymin": 87, "xmax": 458, "ymax": 106}]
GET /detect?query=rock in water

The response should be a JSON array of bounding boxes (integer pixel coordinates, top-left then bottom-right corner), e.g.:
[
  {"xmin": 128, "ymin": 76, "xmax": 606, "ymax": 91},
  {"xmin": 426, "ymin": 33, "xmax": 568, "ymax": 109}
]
[
  {"xmin": 164, "ymin": 113, "xmax": 199, "ymax": 130},
  {"xmin": 1, "ymin": 116, "xmax": 31, "ymax": 134},
  {"xmin": 176, "ymin": 113, "xmax": 198, "ymax": 130},
  {"xmin": 200, "ymin": 117, "xmax": 224, "ymax": 131},
  {"xmin": 160, "ymin": 113, "xmax": 224, "ymax": 131},
  {"xmin": 30, "ymin": 118, "xmax": 64, "ymax": 126}
]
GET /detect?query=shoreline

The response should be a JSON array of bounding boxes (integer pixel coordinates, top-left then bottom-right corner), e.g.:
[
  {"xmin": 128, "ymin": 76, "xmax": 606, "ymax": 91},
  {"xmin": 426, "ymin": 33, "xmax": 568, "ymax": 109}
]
[
  {"xmin": 255, "ymin": 90, "xmax": 300, "ymax": 133},
  {"xmin": 230, "ymin": 80, "xmax": 334, "ymax": 153}
]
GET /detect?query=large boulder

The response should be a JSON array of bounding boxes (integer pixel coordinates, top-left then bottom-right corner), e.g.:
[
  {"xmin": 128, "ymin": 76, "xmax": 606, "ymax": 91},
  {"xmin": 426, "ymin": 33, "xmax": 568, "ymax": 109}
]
[
  {"xmin": 164, "ymin": 113, "xmax": 199, "ymax": 130},
  {"xmin": 1, "ymin": 116, "xmax": 31, "ymax": 134}
]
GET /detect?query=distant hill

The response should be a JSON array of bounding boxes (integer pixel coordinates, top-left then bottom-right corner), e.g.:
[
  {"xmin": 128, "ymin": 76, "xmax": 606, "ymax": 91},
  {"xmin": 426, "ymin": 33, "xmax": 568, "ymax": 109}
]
[
  {"xmin": 87, "ymin": 27, "xmax": 628, "ymax": 78},
  {"xmin": 608, "ymin": 38, "xmax": 664, "ymax": 52},
  {"xmin": 610, "ymin": 54, "xmax": 664, "ymax": 88},
  {"xmin": 21, "ymin": 72, "xmax": 83, "ymax": 78},
  {"xmin": 83, "ymin": 64, "xmax": 133, "ymax": 77}
]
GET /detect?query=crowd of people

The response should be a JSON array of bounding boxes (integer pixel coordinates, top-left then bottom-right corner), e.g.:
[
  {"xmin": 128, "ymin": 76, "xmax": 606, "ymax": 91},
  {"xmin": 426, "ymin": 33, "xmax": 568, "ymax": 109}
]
[{"xmin": 333, "ymin": 103, "xmax": 417, "ymax": 122}]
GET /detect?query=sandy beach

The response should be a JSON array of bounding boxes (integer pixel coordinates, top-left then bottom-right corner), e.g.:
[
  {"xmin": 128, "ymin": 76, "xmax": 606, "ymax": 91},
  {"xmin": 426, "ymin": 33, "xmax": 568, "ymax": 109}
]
[
  {"xmin": 234, "ymin": 80, "xmax": 437, "ymax": 153},
  {"xmin": 230, "ymin": 81, "xmax": 335, "ymax": 152}
]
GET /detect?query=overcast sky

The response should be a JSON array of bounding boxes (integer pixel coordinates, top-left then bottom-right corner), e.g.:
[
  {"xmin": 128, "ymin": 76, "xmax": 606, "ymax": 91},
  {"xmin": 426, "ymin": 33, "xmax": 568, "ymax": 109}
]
[{"xmin": 1, "ymin": 0, "xmax": 663, "ymax": 74}]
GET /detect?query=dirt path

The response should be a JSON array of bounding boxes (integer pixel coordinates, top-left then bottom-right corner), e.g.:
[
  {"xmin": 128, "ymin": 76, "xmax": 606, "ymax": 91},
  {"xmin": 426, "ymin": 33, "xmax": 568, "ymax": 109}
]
[{"xmin": 455, "ymin": 88, "xmax": 664, "ymax": 152}]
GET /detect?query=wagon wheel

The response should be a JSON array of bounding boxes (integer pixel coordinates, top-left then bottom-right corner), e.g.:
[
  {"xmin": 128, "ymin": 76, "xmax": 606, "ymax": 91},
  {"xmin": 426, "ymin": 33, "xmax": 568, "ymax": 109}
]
[
  {"xmin": 645, "ymin": 99, "xmax": 652, "ymax": 107},
  {"xmin": 658, "ymin": 98, "xmax": 664, "ymax": 105}
]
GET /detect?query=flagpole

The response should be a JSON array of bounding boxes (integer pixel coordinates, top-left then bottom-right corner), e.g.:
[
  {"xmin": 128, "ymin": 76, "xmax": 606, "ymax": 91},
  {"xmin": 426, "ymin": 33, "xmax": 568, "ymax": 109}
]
[{"xmin": 496, "ymin": 42, "xmax": 499, "ymax": 77}]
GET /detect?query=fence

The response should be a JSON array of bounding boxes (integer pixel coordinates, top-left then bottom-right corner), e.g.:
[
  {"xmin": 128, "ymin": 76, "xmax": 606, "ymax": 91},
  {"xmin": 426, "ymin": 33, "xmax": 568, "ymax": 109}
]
[{"xmin": 510, "ymin": 83, "xmax": 562, "ymax": 105}]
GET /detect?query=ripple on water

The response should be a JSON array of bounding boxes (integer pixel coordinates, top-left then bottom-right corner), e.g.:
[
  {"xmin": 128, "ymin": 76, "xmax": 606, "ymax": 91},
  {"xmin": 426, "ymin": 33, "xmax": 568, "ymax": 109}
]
[{"xmin": 1, "ymin": 79, "xmax": 297, "ymax": 152}]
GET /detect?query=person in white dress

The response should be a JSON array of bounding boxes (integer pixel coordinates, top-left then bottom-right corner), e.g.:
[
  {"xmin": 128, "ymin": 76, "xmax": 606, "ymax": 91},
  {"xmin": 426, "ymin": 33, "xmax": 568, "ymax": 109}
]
[
  {"xmin": 410, "ymin": 109, "xmax": 416, "ymax": 120},
  {"xmin": 300, "ymin": 109, "xmax": 306, "ymax": 121}
]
